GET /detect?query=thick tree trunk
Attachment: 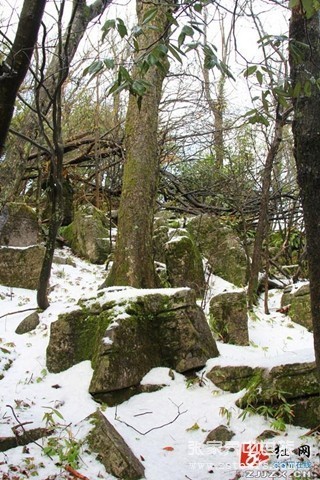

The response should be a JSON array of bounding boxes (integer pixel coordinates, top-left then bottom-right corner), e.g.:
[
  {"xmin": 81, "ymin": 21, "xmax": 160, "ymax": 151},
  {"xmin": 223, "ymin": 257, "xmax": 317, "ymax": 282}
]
[
  {"xmin": 107, "ymin": 0, "xmax": 172, "ymax": 288},
  {"xmin": 0, "ymin": 0, "xmax": 46, "ymax": 156},
  {"xmin": 289, "ymin": 6, "xmax": 320, "ymax": 378}
]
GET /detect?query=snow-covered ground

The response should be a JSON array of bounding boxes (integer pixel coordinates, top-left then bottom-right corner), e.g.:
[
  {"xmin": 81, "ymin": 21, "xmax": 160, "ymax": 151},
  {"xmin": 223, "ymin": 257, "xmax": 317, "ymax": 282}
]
[{"xmin": 0, "ymin": 248, "xmax": 318, "ymax": 479}]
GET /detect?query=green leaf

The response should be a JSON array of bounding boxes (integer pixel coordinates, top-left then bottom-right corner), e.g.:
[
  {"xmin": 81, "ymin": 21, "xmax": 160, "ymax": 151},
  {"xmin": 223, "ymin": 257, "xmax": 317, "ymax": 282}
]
[
  {"xmin": 185, "ymin": 41, "xmax": 201, "ymax": 52},
  {"xmin": 181, "ymin": 25, "xmax": 194, "ymax": 37},
  {"xmin": 190, "ymin": 21, "xmax": 204, "ymax": 35},
  {"xmin": 83, "ymin": 60, "xmax": 103, "ymax": 77},
  {"xmin": 186, "ymin": 422, "xmax": 200, "ymax": 432},
  {"xmin": 131, "ymin": 79, "xmax": 149, "ymax": 96},
  {"xmin": 244, "ymin": 65, "xmax": 257, "ymax": 78},
  {"xmin": 142, "ymin": 7, "xmax": 158, "ymax": 25},
  {"xmin": 256, "ymin": 70, "xmax": 263, "ymax": 86},
  {"xmin": 116, "ymin": 18, "xmax": 128, "ymax": 38},
  {"xmin": 193, "ymin": 3, "xmax": 203, "ymax": 12},
  {"xmin": 204, "ymin": 45, "xmax": 218, "ymax": 70},
  {"xmin": 102, "ymin": 19, "xmax": 116, "ymax": 40},
  {"xmin": 304, "ymin": 79, "xmax": 312, "ymax": 96},
  {"xmin": 104, "ymin": 58, "xmax": 115, "ymax": 69},
  {"xmin": 119, "ymin": 65, "xmax": 131, "ymax": 82},
  {"xmin": 108, "ymin": 80, "xmax": 131, "ymax": 96},
  {"xmin": 168, "ymin": 44, "xmax": 183, "ymax": 63}
]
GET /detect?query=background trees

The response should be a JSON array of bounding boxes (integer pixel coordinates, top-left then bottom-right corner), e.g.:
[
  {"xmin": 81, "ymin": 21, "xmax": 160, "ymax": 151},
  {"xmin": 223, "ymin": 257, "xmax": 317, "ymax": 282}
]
[{"xmin": 0, "ymin": 0, "xmax": 306, "ymax": 316}]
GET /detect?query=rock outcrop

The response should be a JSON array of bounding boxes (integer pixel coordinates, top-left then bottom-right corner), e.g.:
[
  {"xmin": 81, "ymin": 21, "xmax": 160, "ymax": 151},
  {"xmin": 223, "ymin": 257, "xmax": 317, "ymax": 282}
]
[
  {"xmin": 60, "ymin": 204, "xmax": 111, "ymax": 264},
  {"xmin": 47, "ymin": 287, "xmax": 219, "ymax": 405},
  {"xmin": 187, "ymin": 214, "xmax": 247, "ymax": 287},
  {"xmin": 0, "ymin": 245, "xmax": 45, "ymax": 289},
  {"xmin": 209, "ymin": 290, "xmax": 249, "ymax": 345},
  {"xmin": 281, "ymin": 283, "xmax": 312, "ymax": 331}
]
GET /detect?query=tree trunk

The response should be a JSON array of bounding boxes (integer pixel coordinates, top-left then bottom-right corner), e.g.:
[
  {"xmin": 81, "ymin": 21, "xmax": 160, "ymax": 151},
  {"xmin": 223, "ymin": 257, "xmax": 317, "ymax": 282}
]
[
  {"xmin": 247, "ymin": 106, "xmax": 288, "ymax": 308},
  {"xmin": 289, "ymin": 5, "xmax": 320, "ymax": 378},
  {"xmin": 107, "ymin": 0, "xmax": 173, "ymax": 288},
  {"xmin": 0, "ymin": 0, "xmax": 46, "ymax": 156}
]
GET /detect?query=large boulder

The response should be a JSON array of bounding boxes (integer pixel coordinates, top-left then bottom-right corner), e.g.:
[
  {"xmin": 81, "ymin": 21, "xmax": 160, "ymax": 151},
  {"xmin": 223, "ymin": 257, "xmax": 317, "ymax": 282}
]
[
  {"xmin": 47, "ymin": 287, "xmax": 219, "ymax": 405},
  {"xmin": 209, "ymin": 290, "xmax": 249, "ymax": 345},
  {"xmin": 281, "ymin": 283, "xmax": 312, "ymax": 331},
  {"xmin": 0, "ymin": 245, "xmax": 45, "ymax": 289},
  {"xmin": 0, "ymin": 202, "xmax": 41, "ymax": 247},
  {"xmin": 187, "ymin": 214, "xmax": 247, "ymax": 287},
  {"xmin": 165, "ymin": 230, "xmax": 205, "ymax": 297},
  {"xmin": 60, "ymin": 204, "xmax": 111, "ymax": 264},
  {"xmin": 234, "ymin": 361, "xmax": 320, "ymax": 428}
]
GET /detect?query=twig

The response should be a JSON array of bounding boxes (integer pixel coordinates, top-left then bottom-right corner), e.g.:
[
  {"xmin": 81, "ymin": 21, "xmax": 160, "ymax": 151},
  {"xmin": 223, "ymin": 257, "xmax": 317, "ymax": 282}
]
[
  {"xmin": 0, "ymin": 308, "xmax": 39, "ymax": 320},
  {"xmin": 6, "ymin": 404, "xmax": 53, "ymax": 458},
  {"xmin": 65, "ymin": 465, "xmax": 90, "ymax": 480},
  {"xmin": 115, "ymin": 401, "xmax": 187, "ymax": 436},
  {"xmin": 133, "ymin": 411, "xmax": 153, "ymax": 417},
  {"xmin": 304, "ymin": 423, "xmax": 320, "ymax": 436}
]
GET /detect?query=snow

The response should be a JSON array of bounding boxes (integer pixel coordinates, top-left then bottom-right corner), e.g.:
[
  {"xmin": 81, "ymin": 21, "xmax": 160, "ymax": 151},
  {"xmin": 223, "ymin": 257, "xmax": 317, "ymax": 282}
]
[{"xmin": 0, "ymin": 247, "xmax": 318, "ymax": 479}]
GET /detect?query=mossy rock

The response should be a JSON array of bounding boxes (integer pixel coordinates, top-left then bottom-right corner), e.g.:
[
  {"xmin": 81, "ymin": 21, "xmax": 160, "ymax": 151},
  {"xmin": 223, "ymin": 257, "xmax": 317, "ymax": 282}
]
[
  {"xmin": 0, "ymin": 202, "xmax": 41, "ymax": 247},
  {"xmin": 281, "ymin": 284, "xmax": 312, "ymax": 331},
  {"xmin": 204, "ymin": 425, "xmax": 235, "ymax": 444},
  {"xmin": 60, "ymin": 204, "xmax": 111, "ymax": 264},
  {"xmin": 47, "ymin": 287, "xmax": 219, "ymax": 405},
  {"xmin": 236, "ymin": 361, "xmax": 320, "ymax": 428},
  {"xmin": 206, "ymin": 365, "xmax": 265, "ymax": 392},
  {"xmin": 291, "ymin": 396, "xmax": 320, "ymax": 428},
  {"xmin": 209, "ymin": 290, "xmax": 249, "ymax": 345},
  {"xmin": 153, "ymin": 225, "xmax": 169, "ymax": 263},
  {"xmin": 0, "ymin": 245, "xmax": 45, "ymax": 289},
  {"xmin": 86, "ymin": 410, "xmax": 145, "ymax": 479},
  {"xmin": 187, "ymin": 214, "xmax": 247, "ymax": 287},
  {"xmin": 165, "ymin": 231, "xmax": 205, "ymax": 297}
]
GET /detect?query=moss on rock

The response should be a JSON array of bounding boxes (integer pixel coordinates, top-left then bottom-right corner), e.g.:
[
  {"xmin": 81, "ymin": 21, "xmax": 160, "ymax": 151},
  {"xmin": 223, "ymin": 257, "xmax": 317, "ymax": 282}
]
[
  {"xmin": 187, "ymin": 214, "xmax": 247, "ymax": 287},
  {"xmin": 60, "ymin": 204, "xmax": 111, "ymax": 264}
]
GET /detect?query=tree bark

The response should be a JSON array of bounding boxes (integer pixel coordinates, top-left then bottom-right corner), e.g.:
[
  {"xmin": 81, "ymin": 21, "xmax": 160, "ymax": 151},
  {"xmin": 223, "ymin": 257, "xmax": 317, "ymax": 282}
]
[
  {"xmin": 0, "ymin": 0, "xmax": 46, "ymax": 156},
  {"xmin": 107, "ymin": 0, "xmax": 173, "ymax": 288},
  {"xmin": 289, "ymin": 5, "xmax": 320, "ymax": 378}
]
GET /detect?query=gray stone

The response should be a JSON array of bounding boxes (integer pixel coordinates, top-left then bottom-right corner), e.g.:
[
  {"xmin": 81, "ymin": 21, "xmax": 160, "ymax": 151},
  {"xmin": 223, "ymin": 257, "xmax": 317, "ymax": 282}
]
[
  {"xmin": 86, "ymin": 410, "xmax": 145, "ymax": 479},
  {"xmin": 281, "ymin": 283, "xmax": 312, "ymax": 331},
  {"xmin": 209, "ymin": 290, "xmax": 249, "ymax": 345},
  {"xmin": 15, "ymin": 312, "xmax": 40, "ymax": 334},
  {"xmin": 0, "ymin": 203, "xmax": 41, "ymax": 247},
  {"xmin": 0, "ymin": 245, "xmax": 45, "ymax": 289},
  {"xmin": 47, "ymin": 287, "xmax": 219, "ymax": 405},
  {"xmin": 187, "ymin": 214, "xmax": 247, "ymax": 287},
  {"xmin": 60, "ymin": 205, "xmax": 111, "ymax": 264},
  {"xmin": 204, "ymin": 425, "xmax": 235, "ymax": 444}
]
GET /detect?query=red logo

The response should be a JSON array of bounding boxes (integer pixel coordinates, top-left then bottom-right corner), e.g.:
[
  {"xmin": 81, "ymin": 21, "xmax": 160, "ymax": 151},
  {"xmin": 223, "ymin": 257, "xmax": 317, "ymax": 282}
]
[{"xmin": 240, "ymin": 443, "xmax": 270, "ymax": 467}]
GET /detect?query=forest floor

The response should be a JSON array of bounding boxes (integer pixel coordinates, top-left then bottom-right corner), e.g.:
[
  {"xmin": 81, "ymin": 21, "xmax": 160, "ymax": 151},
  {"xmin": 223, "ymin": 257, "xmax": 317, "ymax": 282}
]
[{"xmin": 0, "ymin": 247, "xmax": 318, "ymax": 480}]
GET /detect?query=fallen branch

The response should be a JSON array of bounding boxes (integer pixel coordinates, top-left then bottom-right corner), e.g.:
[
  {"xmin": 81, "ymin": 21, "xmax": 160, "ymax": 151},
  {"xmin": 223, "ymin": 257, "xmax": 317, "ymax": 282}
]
[
  {"xmin": 0, "ymin": 308, "xmax": 39, "ymax": 320},
  {"xmin": 304, "ymin": 423, "xmax": 320, "ymax": 436},
  {"xmin": 4, "ymin": 404, "xmax": 53, "ymax": 455},
  {"xmin": 65, "ymin": 465, "xmax": 90, "ymax": 480},
  {"xmin": 115, "ymin": 400, "xmax": 187, "ymax": 436}
]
